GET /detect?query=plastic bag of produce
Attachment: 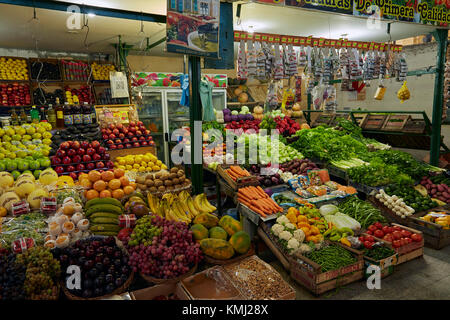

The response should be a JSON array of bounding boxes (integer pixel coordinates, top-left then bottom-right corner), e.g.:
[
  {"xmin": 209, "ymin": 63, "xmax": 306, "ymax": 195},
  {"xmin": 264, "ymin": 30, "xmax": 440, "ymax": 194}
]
[
  {"xmin": 397, "ymin": 81, "xmax": 410, "ymax": 103},
  {"xmin": 319, "ymin": 204, "xmax": 339, "ymax": 216}
]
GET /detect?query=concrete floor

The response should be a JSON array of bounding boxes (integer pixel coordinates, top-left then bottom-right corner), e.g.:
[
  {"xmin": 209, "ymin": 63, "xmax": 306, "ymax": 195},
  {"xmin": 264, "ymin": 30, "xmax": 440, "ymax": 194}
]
[{"xmin": 263, "ymin": 244, "xmax": 450, "ymax": 300}]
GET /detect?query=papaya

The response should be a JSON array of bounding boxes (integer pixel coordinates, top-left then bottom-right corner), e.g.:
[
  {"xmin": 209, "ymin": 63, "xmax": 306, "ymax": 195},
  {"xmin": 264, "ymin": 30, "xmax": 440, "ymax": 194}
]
[
  {"xmin": 229, "ymin": 231, "xmax": 251, "ymax": 254},
  {"xmin": 208, "ymin": 226, "xmax": 228, "ymax": 241},
  {"xmin": 219, "ymin": 215, "xmax": 242, "ymax": 236},
  {"xmin": 193, "ymin": 213, "xmax": 219, "ymax": 228},
  {"xmin": 190, "ymin": 224, "xmax": 209, "ymax": 241},
  {"xmin": 200, "ymin": 238, "xmax": 235, "ymax": 260}
]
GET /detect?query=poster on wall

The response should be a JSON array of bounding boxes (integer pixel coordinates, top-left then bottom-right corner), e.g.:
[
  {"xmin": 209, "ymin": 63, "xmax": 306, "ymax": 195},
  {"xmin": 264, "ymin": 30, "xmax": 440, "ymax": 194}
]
[{"xmin": 166, "ymin": 0, "xmax": 221, "ymax": 58}]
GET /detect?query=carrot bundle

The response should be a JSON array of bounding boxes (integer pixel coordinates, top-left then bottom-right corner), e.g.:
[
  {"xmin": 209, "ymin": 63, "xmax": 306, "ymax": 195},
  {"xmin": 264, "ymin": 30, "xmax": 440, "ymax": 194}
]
[
  {"xmin": 226, "ymin": 165, "xmax": 250, "ymax": 181},
  {"xmin": 237, "ymin": 186, "xmax": 283, "ymax": 217}
]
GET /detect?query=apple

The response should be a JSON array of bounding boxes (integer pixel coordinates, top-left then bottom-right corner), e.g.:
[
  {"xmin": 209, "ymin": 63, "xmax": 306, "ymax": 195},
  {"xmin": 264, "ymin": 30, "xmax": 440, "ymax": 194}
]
[
  {"xmin": 83, "ymin": 154, "xmax": 92, "ymax": 162},
  {"xmin": 122, "ymin": 128, "xmax": 128, "ymax": 135},
  {"xmin": 81, "ymin": 141, "xmax": 89, "ymax": 149},
  {"xmin": 106, "ymin": 129, "xmax": 112, "ymax": 135},
  {"xmin": 127, "ymin": 132, "xmax": 134, "ymax": 138},
  {"xmin": 72, "ymin": 155, "xmax": 82, "ymax": 164},
  {"xmin": 51, "ymin": 156, "xmax": 62, "ymax": 165},
  {"xmin": 129, "ymin": 126, "xmax": 136, "ymax": 133},
  {"xmin": 139, "ymin": 136, "xmax": 146, "ymax": 141},
  {"xmin": 129, "ymin": 121, "xmax": 136, "ymax": 127},
  {"xmin": 102, "ymin": 134, "xmax": 109, "ymax": 140},
  {"xmin": 141, "ymin": 141, "xmax": 148, "ymax": 146},
  {"xmin": 110, "ymin": 145, "xmax": 117, "ymax": 150},
  {"xmin": 117, "ymin": 144, "xmax": 124, "ymax": 149},
  {"xmin": 116, "ymin": 123, "xmax": 124, "ymax": 131},
  {"xmin": 136, "ymin": 130, "xmax": 142, "ymax": 136},
  {"xmin": 112, "ymin": 129, "xmax": 119, "ymax": 135},
  {"xmin": 96, "ymin": 161, "xmax": 105, "ymax": 169},
  {"xmin": 101, "ymin": 128, "xmax": 107, "ymax": 134},
  {"xmin": 106, "ymin": 140, "xmax": 114, "ymax": 145},
  {"xmin": 114, "ymin": 139, "xmax": 122, "ymax": 144},
  {"xmin": 93, "ymin": 154, "xmax": 102, "ymax": 161},
  {"xmin": 97, "ymin": 146, "xmax": 106, "ymax": 154},
  {"xmin": 86, "ymin": 148, "xmax": 95, "ymax": 156},
  {"xmin": 108, "ymin": 123, "xmax": 115, "ymax": 130},
  {"xmin": 137, "ymin": 121, "xmax": 143, "ymax": 126},
  {"xmin": 125, "ymin": 143, "xmax": 132, "ymax": 149},
  {"xmin": 123, "ymin": 138, "xmax": 130, "ymax": 143},
  {"xmin": 91, "ymin": 141, "xmax": 100, "ymax": 149},
  {"xmin": 149, "ymin": 141, "xmax": 155, "ymax": 146},
  {"xmin": 67, "ymin": 165, "xmax": 75, "ymax": 172},
  {"xmin": 78, "ymin": 148, "xmax": 85, "ymax": 155},
  {"xmin": 133, "ymin": 142, "xmax": 140, "ymax": 148},
  {"xmin": 118, "ymin": 133, "xmax": 125, "ymax": 139},
  {"xmin": 55, "ymin": 166, "xmax": 64, "ymax": 174},
  {"xmin": 67, "ymin": 149, "xmax": 76, "ymax": 157},
  {"xmin": 56, "ymin": 150, "xmax": 66, "ymax": 158},
  {"xmin": 67, "ymin": 141, "xmax": 74, "ymax": 148},
  {"xmin": 62, "ymin": 156, "xmax": 72, "ymax": 165},
  {"xmin": 109, "ymin": 134, "xmax": 116, "ymax": 140},
  {"xmin": 72, "ymin": 141, "xmax": 80, "ymax": 150},
  {"xmin": 103, "ymin": 153, "xmax": 110, "ymax": 161},
  {"xmin": 69, "ymin": 172, "xmax": 78, "ymax": 181},
  {"xmin": 60, "ymin": 142, "xmax": 70, "ymax": 150},
  {"xmin": 144, "ymin": 130, "xmax": 151, "ymax": 135},
  {"xmin": 106, "ymin": 161, "xmax": 114, "ymax": 169},
  {"xmin": 76, "ymin": 164, "xmax": 85, "ymax": 171},
  {"xmin": 86, "ymin": 162, "xmax": 95, "ymax": 170},
  {"xmin": 131, "ymin": 137, "xmax": 138, "ymax": 142}
]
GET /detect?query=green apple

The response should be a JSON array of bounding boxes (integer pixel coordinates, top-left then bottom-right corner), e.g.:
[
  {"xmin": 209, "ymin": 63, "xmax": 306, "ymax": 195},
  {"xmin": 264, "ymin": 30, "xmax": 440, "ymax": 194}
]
[
  {"xmin": 33, "ymin": 169, "xmax": 42, "ymax": 179},
  {"xmin": 6, "ymin": 160, "xmax": 17, "ymax": 171},
  {"xmin": 0, "ymin": 162, "xmax": 5, "ymax": 171},
  {"xmin": 39, "ymin": 158, "xmax": 51, "ymax": 168},
  {"xmin": 17, "ymin": 160, "xmax": 29, "ymax": 171},
  {"xmin": 29, "ymin": 160, "xmax": 40, "ymax": 170},
  {"xmin": 32, "ymin": 151, "xmax": 43, "ymax": 160},
  {"xmin": 11, "ymin": 170, "xmax": 20, "ymax": 180}
]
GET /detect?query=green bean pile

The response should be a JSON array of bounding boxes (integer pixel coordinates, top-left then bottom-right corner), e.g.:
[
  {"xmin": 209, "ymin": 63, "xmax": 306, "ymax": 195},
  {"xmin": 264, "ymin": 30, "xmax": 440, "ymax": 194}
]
[
  {"xmin": 338, "ymin": 197, "xmax": 387, "ymax": 229},
  {"xmin": 305, "ymin": 245, "xmax": 357, "ymax": 272},
  {"xmin": 363, "ymin": 246, "xmax": 396, "ymax": 261}
]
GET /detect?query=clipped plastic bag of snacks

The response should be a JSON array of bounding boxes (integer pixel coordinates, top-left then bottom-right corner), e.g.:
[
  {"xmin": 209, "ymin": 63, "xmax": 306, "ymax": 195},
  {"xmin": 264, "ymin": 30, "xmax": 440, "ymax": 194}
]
[
  {"xmin": 298, "ymin": 175, "xmax": 310, "ymax": 188},
  {"xmin": 306, "ymin": 185, "xmax": 328, "ymax": 196},
  {"xmin": 325, "ymin": 181, "xmax": 340, "ymax": 191},
  {"xmin": 295, "ymin": 188, "xmax": 315, "ymax": 199}
]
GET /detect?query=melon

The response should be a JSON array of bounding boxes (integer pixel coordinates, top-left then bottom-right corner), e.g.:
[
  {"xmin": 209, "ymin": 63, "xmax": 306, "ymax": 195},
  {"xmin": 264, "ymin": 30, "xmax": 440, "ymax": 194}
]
[
  {"xmin": 27, "ymin": 188, "xmax": 49, "ymax": 209},
  {"xmin": 17, "ymin": 172, "xmax": 36, "ymax": 183},
  {"xmin": 0, "ymin": 172, "xmax": 14, "ymax": 188},
  {"xmin": 0, "ymin": 192, "xmax": 20, "ymax": 211},
  {"xmin": 14, "ymin": 179, "xmax": 36, "ymax": 198},
  {"xmin": 238, "ymin": 93, "xmax": 249, "ymax": 103},
  {"xmin": 234, "ymin": 88, "xmax": 243, "ymax": 96},
  {"xmin": 39, "ymin": 168, "xmax": 58, "ymax": 185}
]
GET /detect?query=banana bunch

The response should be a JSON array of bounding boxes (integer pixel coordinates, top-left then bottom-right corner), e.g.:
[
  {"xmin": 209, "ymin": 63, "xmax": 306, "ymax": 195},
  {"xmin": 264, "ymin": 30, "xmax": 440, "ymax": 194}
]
[
  {"xmin": 397, "ymin": 81, "xmax": 410, "ymax": 103},
  {"xmin": 146, "ymin": 191, "xmax": 216, "ymax": 224}
]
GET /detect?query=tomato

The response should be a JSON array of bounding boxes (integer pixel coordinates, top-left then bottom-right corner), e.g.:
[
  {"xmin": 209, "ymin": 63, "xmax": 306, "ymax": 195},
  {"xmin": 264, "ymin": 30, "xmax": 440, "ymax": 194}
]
[
  {"xmin": 368, "ymin": 225, "xmax": 377, "ymax": 232},
  {"xmin": 392, "ymin": 231, "xmax": 402, "ymax": 240},
  {"xmin": 435, "ymin": 0, "xmax": 444, "ymax": 5},
  {"xmin": 401, "ymin": 230, "xmax": 411, "ymax": 238},
  {"xmin": 364, "ymin": 241, "xmax": 373, "ymax": 249},
  {"xmin": 393, "ymin": 240, "xmax": 402, "ymax": 248},
  {"xmin": 406, "ymin": 238, "xmax": 412, "ymax": 244},
  {"xmin": 387, "ymin": 226, "xmax": 394, "ymax": 234},
  {"xmin": 366, "ymin": 230, "xmax": 373, "ymax": 235},
  {"xmin": 374, "ymin": 222, "xmax": 383, "ymax": 229},
  {"xmin": 401, "ymin": 238, "xmax": 409, "ymax": 246},
  {"xmin": 382, "ymin": 226, "xmax": 391, "ymax": 234},
  {"xmin": 374, "ymin": 230, "xmax": 384, "ymax": 238},
  {"xmin": 411, "ymin": 233, "xmax": 422, "ymax": 242},
  {"xmin": 365, "ymin": 235, "xmax": 375, "ymax": 242},
  {"xmin": 358, "ymin": 236, "xmax": 365, "ymax": 242},
  {"xmin": 383, "ymin": 234, "xmax": 393, "ymax": 242},
  {"xmin": 393, "ymin": 226, "xmax": 402, "ymax": 232},
  {"xmin": 447, "ymin": 0, "xmax": 450, "ymax": 10}
]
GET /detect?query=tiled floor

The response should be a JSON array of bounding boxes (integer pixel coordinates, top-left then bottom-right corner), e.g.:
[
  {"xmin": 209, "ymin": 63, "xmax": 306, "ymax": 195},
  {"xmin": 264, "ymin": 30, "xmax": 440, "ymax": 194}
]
[{"xmin": 263, "ymin": 245, "xmax": 450, "ymax": 300}]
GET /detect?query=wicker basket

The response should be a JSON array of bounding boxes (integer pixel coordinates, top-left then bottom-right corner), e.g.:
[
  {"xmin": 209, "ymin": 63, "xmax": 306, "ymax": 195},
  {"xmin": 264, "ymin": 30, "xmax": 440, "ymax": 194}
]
[
  {"xmin": 62, "ymin": 272, "xmax": 134, "ymax": 300},
  {"xmin": 203, "ymin": 244, "xmax": 255, "ymax": 265},
  {"xmin": 139, "ymin": 263, "xmax": 197, "ymax": 284}
]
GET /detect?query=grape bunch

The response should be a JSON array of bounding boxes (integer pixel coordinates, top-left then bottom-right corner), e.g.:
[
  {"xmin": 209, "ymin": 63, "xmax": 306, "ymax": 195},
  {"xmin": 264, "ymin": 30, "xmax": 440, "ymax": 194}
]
[
  {"xmin": 127, "ymin": 215, "xmax": 162, "ymax": 246},
  {"xmin": 0, "ymin": 252, "xmax": 26, "ymax": 300},
  {"xmin": 127, "ymin": 216, "xmax": 203, "ymax": 279},
  {"xmin": 16, "ymin": 247, "xmax": 61, "ymax": 300}
]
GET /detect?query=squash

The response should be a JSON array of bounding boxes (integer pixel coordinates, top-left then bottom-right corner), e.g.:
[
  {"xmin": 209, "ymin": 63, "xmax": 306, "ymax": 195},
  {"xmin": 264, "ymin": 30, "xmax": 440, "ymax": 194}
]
[
  {"xmin": 300, "ymin": 123, "xmax": 310, "ymax": 130},
  {"xmin": 234, "ymin": 88, "xmax": 243, "ymax": 96},
  {"xmin": 200, "ymin": 238, "xmax": 235, "ymax": 260},
  {"xmin": 209, "ymin": 226, "xmax": 228, "ymax": 240},
  {"xmin": 190, "ymin": 224, "xmax": 209, "ymax": 241},
  {"xmin": 229, "ymin": 231, "xmax": 251, "ymax": 254},
  {"xmin": 219, "ymin": 215, "xmax": 242, "ymax": 236},
  {"xmin": 292, "ymin": 111, "xmax": 303, "ymax": 117},
  {"xmin": 193, "ymin": 213, "xmax": 219, "ymax": 228},
  {"xmin": 253, "ymin": 106, "xmax": 263, "ymax": 114},
  {"xmin": 292, "ymin": 103, "xmax": 301, "ymax": 111},
  {"xmin": 238, "ymin": 93, "xmax": 248, "ymax": 103}
]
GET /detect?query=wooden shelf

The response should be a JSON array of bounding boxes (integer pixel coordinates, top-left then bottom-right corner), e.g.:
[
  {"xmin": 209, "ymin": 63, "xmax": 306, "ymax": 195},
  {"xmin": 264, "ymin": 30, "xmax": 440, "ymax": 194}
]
[{"xmin": 108, "ymin": 146, "xmax": 156, "ymax": 161}]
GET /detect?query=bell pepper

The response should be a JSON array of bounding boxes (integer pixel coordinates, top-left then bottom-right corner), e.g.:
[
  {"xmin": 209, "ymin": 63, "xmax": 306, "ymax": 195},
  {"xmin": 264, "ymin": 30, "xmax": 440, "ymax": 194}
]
[{"xmin": 340, "ymin": 237, "xmax": 351, "ymax": 247}]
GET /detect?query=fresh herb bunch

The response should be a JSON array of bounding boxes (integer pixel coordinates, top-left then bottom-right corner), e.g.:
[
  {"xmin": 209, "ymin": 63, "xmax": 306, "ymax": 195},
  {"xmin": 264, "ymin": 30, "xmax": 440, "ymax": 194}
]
[
  {"xmin": 363, "ymin": 246, "xmax": 396, "ymax": 261},
  {"xmin": 305, "ymin": 244, "xmax": 357, "ymax": 272}
]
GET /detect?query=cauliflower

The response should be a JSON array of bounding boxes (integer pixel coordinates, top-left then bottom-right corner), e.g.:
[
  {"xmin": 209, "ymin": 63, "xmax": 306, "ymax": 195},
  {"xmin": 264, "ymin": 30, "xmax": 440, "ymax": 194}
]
[
  {"xmin": 298, "ymin": 243, "xmax": 312, "ymax": 254},
  {"xmin": 284, "ymin": 222, "xmax": 296, "ymax": 230},
  {"xmin": 271, "ymin": 224, "xmax": 285, "ymax": 237},
  {"xmin": 293, "ymin": 229, "xmax": 305, "ymax": 243},
  {"xmin": 287, "ymin": 238, "xmax": 300, "ymax": 251},
  {"xmin": 279, "ymin": 230, "xmax": 293, "ymax": 241},
  {"xmin": 276, "ymin": 215, "xmax": 290, "ymax": 225}
]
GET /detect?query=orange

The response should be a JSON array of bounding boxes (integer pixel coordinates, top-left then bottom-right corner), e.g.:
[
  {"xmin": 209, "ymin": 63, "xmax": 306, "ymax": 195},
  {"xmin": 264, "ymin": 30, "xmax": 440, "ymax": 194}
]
[
  {"xmin": 99, "ymin": 189, "xmax": 112, "ymax": 198},
  {"xmin": 79, "ymin": 179, "xmax": 92, "ymax": 189},
  {"xmin": 0, "ymin": 207, "xmax": 7, "ymax": 217},
  {"xmin": 119, "ymin": 176, "xmax": 130, "ymax": 187},
  {"xmin": 112, "ymin": 188, "xmax": 125, "ymax": 199},
  {"xmin": 114, "ymin": 168, "xmax": 125, "ymax": 178},
  {"xmin": 93, "ymin": 180, "xmax": 107, "ymax": 192},
  {"xmin": 123, "ymin": 185, "xmax": 134, "ymax": 195},
  {"xmin": 88, "ymin": 171, "xmax": 102, "ymax": 182},
  {"xmin": 63, "ymin": 205, "xmax": 75, "ymax": 216},
  {"xmin": 86, "ymin": 189, "xmax": 99, "ymax": 200},
  {"xmin": 109, "ymin": 179, "xmax": 121, "ymax": 190},
  {"xmin": 129, "ymin": 181, "xmax": 136, "ymax": 189},
  {"xmin": 101, "ymin": 170, "xmax": 115, "ymax": 182},
  {"xmin": 78, "ymin": 173, "xmax": 89, "ymax": 181}
]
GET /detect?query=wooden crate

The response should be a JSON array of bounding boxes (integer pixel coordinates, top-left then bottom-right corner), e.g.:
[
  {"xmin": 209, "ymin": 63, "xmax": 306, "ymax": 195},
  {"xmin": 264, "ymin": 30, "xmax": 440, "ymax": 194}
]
[
  {"xmin": 381, "ymin": 114, "xmax": 411, "ymax": 132},
  {"xmin": 368, "ymin": 196, "xmax": 413, "ymax": 225},
  {"xmin": 408, "ymin": 210, "xmax": 450, "ymax": 249},
  {"xmin": 60, "ymin": 59, "xmax": 91, "ymax": 82},
  {"xmin": 29, "ymin": 58, "xmax": 62, "ymax": 81},
  {"xmin": 311, "ymin": 113, "xmax": 335, "ymax": 128},
  {"xmin": 402, "ymin": 118, "xmax": 427, "ymax": 134},
  {"xmin": 362, "ymin": 114, "xmax": 388, "ymax": 130},
  {"xmin": 216, "ymin": 164, "xmax": 259, "ymax": 191},
  {"xmin": 348, "ymin": 113, "xmax": 368, "ymax": 127},
  {"xmin": 289, "ymin": 243, "xmax": 364, "ymax": 295},
  {"xmin": 363, "ymin": 251, "xmax": 398, "ymax": 279},
  {"xmin": 396, "ymin": 247, "xmax": 423, "ymax": 264}
]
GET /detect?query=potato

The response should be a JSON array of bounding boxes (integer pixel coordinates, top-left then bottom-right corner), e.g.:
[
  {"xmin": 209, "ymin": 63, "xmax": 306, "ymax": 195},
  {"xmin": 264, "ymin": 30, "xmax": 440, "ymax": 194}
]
[
  {"xmin": 177, "ymin": 170, "xmax": 184, "ymax": 177},
  {"xmin": 154, "ymin": 179, "xmax": 163, "ymax": 187},
  {"xmin": 164, "ymin": 180, "xmax": 173, "ymax": 186},
  {"xmin": 158, "ymin": 186, "xmax": 166, "ymax": 193},
  {"xmin": 146, "ymin": 174, "xmax": 154, "ymax": 180},
  {"xmin": 170, "ymin": 167, "xmax": 179, "ymax": 174},
  {"xmin": 172, "ymin": 178, "xmax": 180, "ymax": 185},
  {"xmin": 136, "ymin": 176, "xmax": 146, "ymax": 184},
  {"xmin": 149, "ymin": 186, "xmax": 157, "ymax": 193},
  {"xmin": 146, "ymin": 179, "xmax": 155, "ymax": 187},
  {"xmin": 169, "ymin": 173, "xmax": 177, "ymax": 180},
  {"xmin": 160, "ymin": 173, "xmax": 169, "ymax": 181},
  {"xmin": 174, "ymin": 184, "xmax": 182, "ymax": 189},
  {"xmin": 167, "ymin": 186, "xmax": 175, "ymax": 191},
  {"xmin": 137, "ymin": 183, "xmax": 147, "ymax": 190}
]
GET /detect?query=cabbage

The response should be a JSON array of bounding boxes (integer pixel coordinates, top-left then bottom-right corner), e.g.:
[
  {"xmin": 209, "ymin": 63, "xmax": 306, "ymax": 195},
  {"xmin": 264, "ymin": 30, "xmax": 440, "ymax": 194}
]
[
  {"xmin": 324, "ymin": 212, "xmax": 361, "ymax": 231},
  {"xmin": 241, "ymin": 106, "xmax": 249, "ymax": 113},
  {"xmin": 223, "ymin": 108, "xmax": 231, "ymax": 115},
  {"xmin": 231, "ymin": 114, "xmax": 238, "ymax": 121},
  {"xmin": 231, "ymin": 110, "xmax": 239, "ymax": 116},
  {"xmin": 319, "ymin": 204, "xmax": 338, "ymax": 216},
  {"xmin": 224, "ymin": 115, "xmax": 231, "ymax": 122}
]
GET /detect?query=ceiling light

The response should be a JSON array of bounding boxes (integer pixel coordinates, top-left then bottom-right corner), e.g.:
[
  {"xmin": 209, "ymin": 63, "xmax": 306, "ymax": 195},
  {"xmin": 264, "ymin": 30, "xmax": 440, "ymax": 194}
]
[{"xmin": 88, "ymin": 13, "xmax": 96, "ymax": 17}]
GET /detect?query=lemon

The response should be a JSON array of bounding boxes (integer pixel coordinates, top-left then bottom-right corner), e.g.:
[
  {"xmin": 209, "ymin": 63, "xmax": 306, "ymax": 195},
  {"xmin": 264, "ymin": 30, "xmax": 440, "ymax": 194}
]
[
  {"xmin": 140, "ymin": 161, "xmax": 147, "ymax": 167},
  {"xmin": 135, "ymin": 155, "xmax": 143, "ymax": 163},
  {"xmin": 5, "ymin": 128, "xmax": 15, "ymax": 136},
  {"xmin": 125, "ymin": 158, "xmax": 134, "ymax": 165},
  {"xmin": 2, "ymin": 135, "xmax": 11, "ymax": 142},
  {"xmin": 22, "ymin": 134, "xmax": 31, "ymax": 141},
  {"xmin": 12, "ymin": 134, "xmax": 21, "ymax": 141},
  {"xmin": 42, "ymin": 132, "xmax": 52, "ymax": 139},
  {"xmin": 118, "ymin": 165, "xmax": 126, "ymax": 170},
  {"xmin": 32, "ymin": 133, "xmax": 42, "ymax": 140},
  {"xmin": 146, "ymin": 167, "xmax": 153, "ymax": 172},
  {"xmin": 0, "ymin": 153, "xmax": 4, "ymax": 160},
  {"xmin": 42, "ymin": 139, "xmax": 52, "ymax": 145},
  {"xmin": 138, "ymin": 166, "xmax": 146, "ymax": 172},
  {"xmin": 133, "ymin": 163, "xmax": 140, "ymax": 169},
  {"xmin": 41, "ymin": 149, "xmax": 49, "ymax": 156},
  {"xmin": 15, "ymin": 127, "xmax": 26, "ymax": 136},
  {"xmin": 161, "ymin": 164, "xmax": 168, "ymax": 170},
  {"xmin": 142, "ymin": 155, "xmax": 150, "ymax": 163},
  {"xmin": 156, "ymin": 160, "xmax": 162, "ymax": 166},
  {"xmin": 118, "ymin": 159, "xmax": 126, "ymax": 165},
  {"xmin": 42, "ymin": 122, "xmax": 52, "ymax": 131},
  {"xmin": 36, "ymin": 126, "xmax": 45, "ymax": 134},
  {"xmin": 26, "ymin": 127, "xmax": 36, "ymax": 135},
  {"xmin": 131, "ymin": 169, "xmax": 138, "ymax": 173},
  {"xmin": 152, "ymin": 166, "xmax": 160, "ymax": 171},
  {"xmin": 125, "ymin": 165, "xmax": 133, "ymax": 171},
  {"xmin": 8, "ymin": 152, "xmax": 16, "ymax": 159}
]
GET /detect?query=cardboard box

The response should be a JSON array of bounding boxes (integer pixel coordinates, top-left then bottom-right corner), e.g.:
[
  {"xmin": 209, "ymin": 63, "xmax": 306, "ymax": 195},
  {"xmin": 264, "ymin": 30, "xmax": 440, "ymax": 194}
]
[{"xmin": 130, "ymin": 283, "xmax": 190, "ymax": 300}]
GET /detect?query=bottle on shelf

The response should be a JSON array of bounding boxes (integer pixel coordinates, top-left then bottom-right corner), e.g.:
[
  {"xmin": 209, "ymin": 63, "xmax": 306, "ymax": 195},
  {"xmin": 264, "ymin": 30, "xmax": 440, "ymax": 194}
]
[
  {"xmin": 19, "ymin": 107, "xmax": 27, "ymax": 125},
  {"xmin": 55, "ymin": 98, "xmax": 64, "ymax": 128},
  {"xmin": 63, "ymin": 102, "xmax": 73, "ymax": 127},
  {"xmin": 72, "ymin": 96, "xmax": 83, "ymax": 125},
  {"xmin": 30, "ymin": 106, "xmax": 40, "ymax": 123},
  {"xmin": 90, "ymin": 104, "xmax": 97, "ymax": 124},
  {"xmin": 11, "ymin": 107, "xmax": 20, "ymax": 126},
  {"xmin": 47, "ymin": 104, "xmax": 57, "ymax": 128},
  {"xmin": 82, "ymin": 102, "xmax": 92, "ymax": 124},
  {"xmin": 40, "ymin": 107, "xmax": 48, "ymax": 122}
]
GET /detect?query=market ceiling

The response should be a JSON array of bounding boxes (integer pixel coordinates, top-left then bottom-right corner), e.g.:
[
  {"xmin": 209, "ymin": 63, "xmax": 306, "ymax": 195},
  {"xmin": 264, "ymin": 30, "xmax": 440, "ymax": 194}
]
[{"xmin": 0, "ymin": 0, "xmax": 440, "ymax": 55}]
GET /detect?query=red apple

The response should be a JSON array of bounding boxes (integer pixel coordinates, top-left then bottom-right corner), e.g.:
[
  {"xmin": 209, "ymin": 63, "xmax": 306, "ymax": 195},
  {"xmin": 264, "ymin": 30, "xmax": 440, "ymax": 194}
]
[
  {"xmin": 101, "ymin": 128, "xmax": 107, "ymax": 134},
  {"xmin": 86, "ymin": 148, "xmax": 95, "ymax": 156},
  {"xmin": 133, "ymin": 142, "xmax": 140, "ymax": 148},
  {"xmin": 62, "ymin": 156, "xmax": 72, "ymax": 165},
  {"xmin": 102, "ymin": 134, "xmax": 109, "ymax": 140},
  {"xmin": 55, "ymin": 166, "xmax": 64, "ymax": 174},
  {"xmin": 69, "ymin": 172, "xmax": 78, "ymax": 181},
  {"xmin": 118, "ymin": 133, "xmax": 125, "ymax": 139},
  {"xmin": 129, "ymin": 121, "xmax": 136, "ymax": 127},
  {"xmin": 122, "ymin": 128, "xmax": 129, "ymax": 135},
  {"xmin": 108, "ymin": 123, "xmax": 115, "ymax": 130},
  {"xmin": 117, "ymin": 144, "xmax": 124, "ymax": 149},
  {"xmin": 96, "ymin": 161, "xmax": 105, "ymax": 169},
  {"xmin": 60, "ymin": 142, "xmax": 70, "ymax": 150},
  {"xmin": 139, "ymin": 136, "xmax": 146, "ymax": 141},
  {"xmin": 136, "ymin": 121, "xmax": 143, "ymax": 126},
  {"xmin": 106, "ymin": 161, "xmax": 114, "ymax": 169},
  {"xmin": 82, "ymin": 154, "xmax": 92, "ymax": 162},
  {"xmin": 72, "ymin": 141, "xmax": 80, "ymax": 149},
  {"xmin": 125, "ymin": 143, "xmax": 132, "ymax": 149},
  {"xmin": 112, "ymin": 129, "xmax": 119, "ymax": 135},
  {"xmin": 141, "ymin": 141, "xmax": 148, "ymax": 146},
  {"xmin": 67, "ymin": 141, "xmax": 74, "ymax": 148},
  {"xmin": 97, "ymin": 146, "xmax": 106, "ymax": 154},
  {"xmin": 127, "ymin": 132, "xmax": 134, "ymax": 138},
  {"xmin": 91, "ymin": 141, "xmax": 100, "ymax": 149},
  {"xmin": 66, "ymin": 165, "xmax": 75, "ymax": 172},
  {"xmin": 80, "ymin": 141, "xmax": 89, "ymax": 149},
  {"xmin": 51, "ymin": 156, "xmax": 62, "ymax": 165},
  {"xmin": 144, "ymin": 130, "xmax": 151, "ymax": 135},
  {"xmin": 106, "ymin": 140, "xmax": 114, "ymax": 145},
  {"xmin": 123, "ymin": 138, "xmax": 130, "ymax": 143},
  {"xmin": 116, "ymin": 123, "xmax": 124, "ymax": 131},
  {"xmin": 109, "ymin": 134, "xmax": 116, "ymax": 140},
  {"xmin": 106, "ymin": 129, "xmax": 112, "ymax": 135},
  {"xmin": 56, "ymin": 150, "xmax": 66, "ymax": 158},
  {"xmin": 129, "ymin": 126, "xmax": 136, "ymax": 133},
  {"xmin": 110, "ymin": 144, "xmax": 117, "ymax": 150},
  {"xmin": 103, "ymin": 153, "xmax": 110, "ymax": 161},
  {"xmin": 72, "ymin": 155, "xmax": 82, "ymax": 164},
  {"xmin": 86, "ymin": 162, "xmax": 95, "ymax": 170},
  {"xmin": 93, "ymin": 154, "xmax": 102, "ymax": 161},
  {"xmin": 136, "ymin": 130, "xmax": 142, "ymax": 136},
  {"xmin": 131, "ymin": 137, "xmax": 138, "ymax": 142},
  {"xmin": 114, "ymin": 139, "xmax": 122, "ymax": 144},
  {"xmin": 76, "ymin": 164, "xmax": 85, "ymax": 171},
  {"xmin": 78, "ymin": 148, "xmax": 85, "ymax": 155},
  {"xmin": 67, "ymin": 149, "xmax": 76, "ymax": 157}
]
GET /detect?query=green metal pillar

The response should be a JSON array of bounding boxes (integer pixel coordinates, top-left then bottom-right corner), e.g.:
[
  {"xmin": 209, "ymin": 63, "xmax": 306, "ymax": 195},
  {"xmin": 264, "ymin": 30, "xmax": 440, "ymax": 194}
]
[
  {"xmin": 189, "ymin": 56, "xmax": 203, "ymax": 194},
  {"xmin": 430, "ymin": 29, "xmax": 448, "ymax": 166}
]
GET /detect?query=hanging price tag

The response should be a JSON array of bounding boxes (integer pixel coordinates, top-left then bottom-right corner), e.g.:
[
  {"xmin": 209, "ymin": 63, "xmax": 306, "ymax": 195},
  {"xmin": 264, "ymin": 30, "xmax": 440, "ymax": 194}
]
[
  {"xmin": 262, "ymin": 35, "xmax": 268, "ymax": 42},
  {"xmin": 255, "ymin": 34, "xmax": 261, "ymax": 41},
  {"xmin": 110, "ymin": 71, "xmax": 129, "ymax": 98}
]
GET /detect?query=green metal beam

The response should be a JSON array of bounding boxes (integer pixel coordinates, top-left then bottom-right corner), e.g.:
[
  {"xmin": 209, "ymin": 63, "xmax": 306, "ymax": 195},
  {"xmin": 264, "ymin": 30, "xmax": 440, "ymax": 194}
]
[
  {"xmin": 189, "ymin": 56, "xmax": 203, "ymax": 194},
  {"xmin": 430, "ymin": 29, "xmax": 448, "ymax": 166}
]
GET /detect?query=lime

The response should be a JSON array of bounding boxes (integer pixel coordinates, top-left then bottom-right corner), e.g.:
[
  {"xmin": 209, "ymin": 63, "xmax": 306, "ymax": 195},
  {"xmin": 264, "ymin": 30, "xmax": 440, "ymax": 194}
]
[
  {"xmin": 11, "ymin": 170, "xmax": 20, "ymax": 180},
  {"xmin": 33, "ymin": 169, "xmax": 42, "ymax": 179}
]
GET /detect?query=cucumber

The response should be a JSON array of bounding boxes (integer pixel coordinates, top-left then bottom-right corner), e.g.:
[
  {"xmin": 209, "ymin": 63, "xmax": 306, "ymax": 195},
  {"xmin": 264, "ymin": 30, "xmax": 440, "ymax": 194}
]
[
  {"xmin": 85, "ymin": 198, "xmax": 123, "ymax": 210},
  {"xmin": 86, "ymin": 204, "xmax": 123, "ymax": 217},
  {"xmin": 89, "ymin": 212, "xmax": 122, "ymax": 220},
  {"xmin": 90, "ymin": 224, "xmax": 120, "ymax": 232},
  {"xmin": 90, "ymin": 217, "xmax": 119, "ymax": 225}
]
